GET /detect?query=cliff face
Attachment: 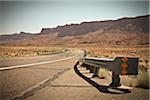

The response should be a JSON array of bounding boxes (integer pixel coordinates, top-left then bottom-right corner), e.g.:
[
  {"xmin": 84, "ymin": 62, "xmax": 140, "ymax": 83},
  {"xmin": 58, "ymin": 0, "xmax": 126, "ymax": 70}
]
[
  {"xmin": 0, "ymin": 15, "xmax": 149, "ymax": 46},
  {"xmin": 41, "ymin": 15, "xmax": 149, "ymax": 36}
]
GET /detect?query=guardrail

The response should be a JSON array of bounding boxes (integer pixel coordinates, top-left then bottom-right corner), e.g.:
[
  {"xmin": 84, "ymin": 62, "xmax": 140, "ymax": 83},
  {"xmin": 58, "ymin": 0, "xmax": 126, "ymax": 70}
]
[{"xmin": 80, "ymin": 57, "xmax": 139, "ymax": 87}]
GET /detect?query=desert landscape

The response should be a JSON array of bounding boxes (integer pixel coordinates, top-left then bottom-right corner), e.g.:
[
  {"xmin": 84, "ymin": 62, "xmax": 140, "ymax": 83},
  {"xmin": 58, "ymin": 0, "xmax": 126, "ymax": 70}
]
[
  {"xmin": 1, "ymin": 1, "xmax": 149, "ymax": 100},
  {"xmin": 0, "ymin": 15, "xmax": 149, "ymax": 71},
  {"xmin": 0, "ymin": 15, "xmax": 149, "ymax": 67},
  {"xmin": 0, "ymin": 10, "xmax": 150, "ymax": 99}
]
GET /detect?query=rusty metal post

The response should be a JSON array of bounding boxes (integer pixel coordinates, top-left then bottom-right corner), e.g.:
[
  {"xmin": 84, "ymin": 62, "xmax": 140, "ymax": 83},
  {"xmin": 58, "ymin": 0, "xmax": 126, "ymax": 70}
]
[{"xmin": 109, "ymin": 72, "xmax": 121, "ymax": 87}]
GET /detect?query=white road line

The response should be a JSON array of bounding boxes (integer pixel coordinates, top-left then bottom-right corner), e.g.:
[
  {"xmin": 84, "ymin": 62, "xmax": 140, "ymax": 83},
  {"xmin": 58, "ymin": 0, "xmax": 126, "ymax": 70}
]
[{"xmin": 0, "ymin": 56, "xmax": 75, "ymax": 71}]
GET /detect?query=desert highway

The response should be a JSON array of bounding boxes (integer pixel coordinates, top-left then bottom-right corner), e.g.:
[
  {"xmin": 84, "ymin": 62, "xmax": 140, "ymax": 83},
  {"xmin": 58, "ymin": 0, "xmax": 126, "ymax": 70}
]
[
  {"xmin": 0, "ymin": 49, "xmax": 149, "ymax": 100},
  {"xmin": 0, "ymin": 49, "xmax": 84, "ymax": 100}
]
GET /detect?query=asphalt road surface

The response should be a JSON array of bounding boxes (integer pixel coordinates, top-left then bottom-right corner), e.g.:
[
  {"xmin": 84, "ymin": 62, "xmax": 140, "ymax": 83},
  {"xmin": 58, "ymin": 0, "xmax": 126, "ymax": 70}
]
[{"xmin": 0, "ymin": 49, "xmax": 84, "ymax": 100}]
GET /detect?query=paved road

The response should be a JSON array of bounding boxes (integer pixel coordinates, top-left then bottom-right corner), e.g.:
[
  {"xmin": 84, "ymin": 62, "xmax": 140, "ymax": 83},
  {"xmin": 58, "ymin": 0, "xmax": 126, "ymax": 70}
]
[
  {"xmin": 25, "ymin": 63, "xmax": 149, "ymax": 100},
  {"xmin": 0, "ymin": 49, "xmax": 84, "ymax": 100},
  {"xmin": 0, "ymin": 49, "xmax": 79, "ymax": 68}
]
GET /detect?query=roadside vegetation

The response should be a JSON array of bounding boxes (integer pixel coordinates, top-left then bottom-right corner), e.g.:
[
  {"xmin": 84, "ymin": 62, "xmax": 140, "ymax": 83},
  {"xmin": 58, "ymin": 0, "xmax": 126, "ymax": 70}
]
[
  {"xmin": 0, "ymin": 46, "xmax": 66, "ymax": 57},
  {"xmin": 85, "ymin": 47, "xmax": 148, "ymax": 59},
  {"xmin": 137, "ymin": 60, "xmax": 149, "ymax": 89}
]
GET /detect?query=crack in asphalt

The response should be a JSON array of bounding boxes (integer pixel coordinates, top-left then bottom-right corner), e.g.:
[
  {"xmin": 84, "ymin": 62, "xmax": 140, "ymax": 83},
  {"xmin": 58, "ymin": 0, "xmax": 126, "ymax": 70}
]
[{"xmin": 11, "ymin": 68, "xmax": 71, "ymax": 100}]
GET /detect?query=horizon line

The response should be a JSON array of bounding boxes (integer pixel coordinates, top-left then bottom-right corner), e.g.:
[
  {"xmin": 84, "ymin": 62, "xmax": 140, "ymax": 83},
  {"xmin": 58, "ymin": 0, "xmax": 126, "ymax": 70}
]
[{"xmin": 1, "ymin": 14, "xmax": 149, "ymax": 35}]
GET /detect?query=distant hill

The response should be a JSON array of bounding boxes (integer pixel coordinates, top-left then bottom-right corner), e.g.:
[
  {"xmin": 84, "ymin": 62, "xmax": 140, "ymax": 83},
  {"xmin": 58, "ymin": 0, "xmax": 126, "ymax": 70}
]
[{"xmin": 0, "ymin": 15, "xmax": 149, "ymax": 46}]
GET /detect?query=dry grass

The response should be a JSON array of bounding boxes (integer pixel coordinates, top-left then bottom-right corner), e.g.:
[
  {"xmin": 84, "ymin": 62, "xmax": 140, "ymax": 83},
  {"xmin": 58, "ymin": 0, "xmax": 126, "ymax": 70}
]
[
  {"xmin": 0, "ymin": 46, "xmax": 65, "ymax": 57},
  {"xmin": 137, "ymin": 64, "xmax": 149, "ymax": 89},
  {"xmin": 85, "ymin": 47, "xmax": 148, "ymax": 58},
  {"xmin": 98, "ymin": 68, "xmax": 110, "ymax": 79}
]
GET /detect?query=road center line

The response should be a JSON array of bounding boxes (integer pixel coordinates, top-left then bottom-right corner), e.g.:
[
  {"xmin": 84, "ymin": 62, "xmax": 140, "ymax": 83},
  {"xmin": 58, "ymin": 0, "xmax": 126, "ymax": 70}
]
[{"xmin": 0, "ymin": 56, "xmax": 75, "ymax": 71}]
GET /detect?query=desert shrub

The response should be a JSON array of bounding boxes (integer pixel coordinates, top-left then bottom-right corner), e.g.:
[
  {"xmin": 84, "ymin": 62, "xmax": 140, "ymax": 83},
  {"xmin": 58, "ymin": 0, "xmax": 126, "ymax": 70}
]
[
  {"xmin": 137, "ymin": 64, "xmax": 149, "ymax": 89},
  {"xmin": 98, "ymin": 68, "xmax": 110, "ymax": 79},
  {"xmin": 0, "ymin": 46, "xmax": 65, "ymax": 57}
]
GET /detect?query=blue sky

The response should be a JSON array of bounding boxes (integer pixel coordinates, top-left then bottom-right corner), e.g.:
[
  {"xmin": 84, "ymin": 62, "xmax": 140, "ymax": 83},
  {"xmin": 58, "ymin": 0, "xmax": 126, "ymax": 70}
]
[{"xmin": 0, "ymin": 0, "xmax": 149, "ymax": 35}]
